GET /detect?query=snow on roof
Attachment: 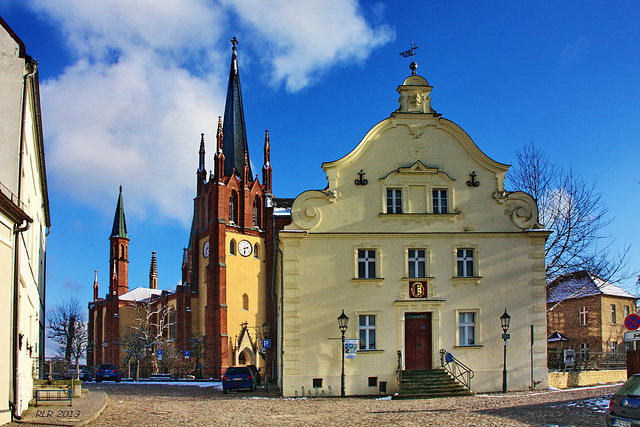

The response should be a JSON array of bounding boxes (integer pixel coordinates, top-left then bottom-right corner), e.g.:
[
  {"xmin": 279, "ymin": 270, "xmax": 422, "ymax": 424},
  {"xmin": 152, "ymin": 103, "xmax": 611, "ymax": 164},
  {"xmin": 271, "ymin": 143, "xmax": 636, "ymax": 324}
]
[
  {"xmin": 547, "ymin": 271, "xmax": 636, "ymax": 303},
  {"xmin": 119, "ymin": 287, "xmax": 162, "ymax": 302}
]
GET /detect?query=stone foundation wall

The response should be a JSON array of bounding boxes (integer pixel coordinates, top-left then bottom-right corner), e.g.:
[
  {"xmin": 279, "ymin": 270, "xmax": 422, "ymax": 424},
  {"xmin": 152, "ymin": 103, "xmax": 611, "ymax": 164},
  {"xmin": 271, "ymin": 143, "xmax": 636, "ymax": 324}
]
[{"xmin": 549, "ymin": 370, "xmax": 627, "ymax": 388}]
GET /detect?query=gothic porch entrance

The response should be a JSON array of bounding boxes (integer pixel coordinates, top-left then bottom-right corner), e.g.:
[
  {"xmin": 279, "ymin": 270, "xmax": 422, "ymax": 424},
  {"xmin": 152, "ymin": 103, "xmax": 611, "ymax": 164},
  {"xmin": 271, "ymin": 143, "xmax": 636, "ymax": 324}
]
[{"xmin": 404, "ymin": 312, "xmax": 432, "ymax": 370}]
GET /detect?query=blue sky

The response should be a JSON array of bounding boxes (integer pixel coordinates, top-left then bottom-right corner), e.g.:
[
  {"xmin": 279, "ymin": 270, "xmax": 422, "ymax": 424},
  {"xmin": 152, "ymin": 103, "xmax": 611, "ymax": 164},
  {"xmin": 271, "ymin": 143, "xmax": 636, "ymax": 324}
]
[{"xmin": 2, "ymin": 1, "xmax": 639, "ymax": 315}]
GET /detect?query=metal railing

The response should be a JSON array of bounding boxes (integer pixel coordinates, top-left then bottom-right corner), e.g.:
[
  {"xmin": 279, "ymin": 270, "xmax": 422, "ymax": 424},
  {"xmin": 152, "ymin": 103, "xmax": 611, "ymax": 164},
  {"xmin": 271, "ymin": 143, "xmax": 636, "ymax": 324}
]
[
  {"xmin": 548, "ymin": 351, "xmax": 626, "ymax": 371},
  {"xmin": 440, "ymin": 349, "xmax": 474, "ymax": 391},
  {"xmin": 396, "ymin": 350, "xmax": 403, "ymax": 393}
]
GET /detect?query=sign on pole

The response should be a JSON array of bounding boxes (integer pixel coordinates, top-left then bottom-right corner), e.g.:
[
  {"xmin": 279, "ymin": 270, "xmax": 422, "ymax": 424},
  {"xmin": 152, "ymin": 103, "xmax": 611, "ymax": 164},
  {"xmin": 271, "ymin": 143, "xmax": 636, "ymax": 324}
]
[
  {"xmin": 262, "ymin": 339, "xmax": 271, "ymax": 349},
  {"xmin": 184, "ymin": 350, "xmax": 190, "ymax": 359},
  {"xmin": 157, "ymin": 349, "xmax": 163, "ymax": 361},
  {"xmin": 345, "ymin": 339, "xmax": 358, "ymax": 359},
  {"xmin": 625, "ymin": 331, "xmax": 640, "ymax": 342},
  {"xmin": 625, "ymin": 314, "xmax": 640, "ymax": 331}
]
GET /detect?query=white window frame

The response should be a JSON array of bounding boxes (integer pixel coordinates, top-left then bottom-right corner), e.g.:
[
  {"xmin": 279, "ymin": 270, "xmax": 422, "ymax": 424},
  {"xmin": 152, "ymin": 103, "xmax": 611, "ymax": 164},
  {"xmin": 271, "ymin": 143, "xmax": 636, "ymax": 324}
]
[
  {"xmin": 579, "ymin": 306, "xmax": 587, "ymax": 326},
  {"xmin": 386, "ymin": 188, "xmax": 403, "ymax": 214},
  {"xmin": 358, "ymin": 314, "xmax": 377, "ymax": 351},
  {"xmin": 357, "ymin": 249, "xmax": 377, "ymax": 279},
  {"xmin": 432, "ymin": 189, "xmax": 448, "ymax": 214},
  {"xmin": 457, "ymin": 310, "xmax": 478, "ymax": 347},
  {"xmin": 408, "ymin": 249, "xmax": 426, "ymax": 278},
  {"xmin": 625, "ymin": 305, "xmax": 630, "ymax": 319},
  {"xmin": 611, "ymin": 304, "xmax": 617, "ymax": 325},
  {"xmin": 456, "ymin": 248, "xmax": 475, "ymax": 278}
]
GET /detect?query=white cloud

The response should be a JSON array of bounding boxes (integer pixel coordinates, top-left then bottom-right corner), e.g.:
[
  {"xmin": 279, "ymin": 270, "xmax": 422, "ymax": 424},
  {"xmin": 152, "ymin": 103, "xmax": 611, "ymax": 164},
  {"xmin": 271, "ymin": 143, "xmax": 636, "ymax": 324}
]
[
  {"xmin": 222, "ymin": 0, "xmax": 395, "ymax": 91},
  {"xmin": 27, "ymin": 0, "xmax": 392, "ymax": 224}
]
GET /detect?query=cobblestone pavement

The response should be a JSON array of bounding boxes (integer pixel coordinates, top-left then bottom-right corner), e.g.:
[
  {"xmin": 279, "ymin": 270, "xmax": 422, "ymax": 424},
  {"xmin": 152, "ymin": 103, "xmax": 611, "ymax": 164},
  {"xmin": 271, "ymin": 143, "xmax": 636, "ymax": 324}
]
[{"xmin": 77, "ymin": 382, "xmax": 618, "ymax": 427}]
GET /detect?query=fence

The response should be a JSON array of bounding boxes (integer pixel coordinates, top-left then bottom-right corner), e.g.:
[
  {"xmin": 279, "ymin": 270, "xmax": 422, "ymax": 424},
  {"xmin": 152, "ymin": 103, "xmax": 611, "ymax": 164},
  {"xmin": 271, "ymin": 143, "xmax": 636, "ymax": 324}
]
[{"xmin": 548, "ymin": 351, "xmax": 626, "ymax": 371}]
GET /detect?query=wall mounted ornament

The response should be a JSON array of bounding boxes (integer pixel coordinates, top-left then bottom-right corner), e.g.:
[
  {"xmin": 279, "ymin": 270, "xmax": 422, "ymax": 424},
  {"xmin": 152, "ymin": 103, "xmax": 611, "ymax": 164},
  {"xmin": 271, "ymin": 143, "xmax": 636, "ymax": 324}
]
[
  {"xmin": 355, "ymin": 169, "xmax": 368, "ymax": 186},
  {"xmin": 467, "ymin": 171, "xmax": 480, "ymax": 187}
]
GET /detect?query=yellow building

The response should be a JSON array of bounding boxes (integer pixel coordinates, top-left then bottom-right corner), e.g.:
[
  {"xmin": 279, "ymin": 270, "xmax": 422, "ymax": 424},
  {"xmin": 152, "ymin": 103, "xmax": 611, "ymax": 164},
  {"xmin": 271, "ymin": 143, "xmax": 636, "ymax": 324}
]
[
  {"xmin": 0, "ymin": 17, "xmax": 50, "ymax": 421},
  {"xmin": 278, "ymin": 65, "xmax": 550, "ymax": 396}
]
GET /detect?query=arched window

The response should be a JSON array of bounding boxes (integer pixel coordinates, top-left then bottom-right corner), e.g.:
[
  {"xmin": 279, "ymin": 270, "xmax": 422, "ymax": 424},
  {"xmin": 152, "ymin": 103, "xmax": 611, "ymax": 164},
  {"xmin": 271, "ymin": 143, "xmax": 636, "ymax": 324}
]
[
  {"xmin": 230, "ymin": 239, "xmax": 236, "ymax": 255},
  {"xmin": 253, "ymin": 197, "xmax": 261, "ymax": 228},
  {"xmin": 242, "ymin": 293, "xmax": 249, "ymax": 310},
  {"xmin": 253, "ymin": 243, "xmax": 259, "ymax": 259},
  {"xmin": 229, "ymin": 192, "xmax": 238, "ymax": 225},
  {"xmin": 120, "ymin": 244, "xmax": 125, "ymax": 260}
]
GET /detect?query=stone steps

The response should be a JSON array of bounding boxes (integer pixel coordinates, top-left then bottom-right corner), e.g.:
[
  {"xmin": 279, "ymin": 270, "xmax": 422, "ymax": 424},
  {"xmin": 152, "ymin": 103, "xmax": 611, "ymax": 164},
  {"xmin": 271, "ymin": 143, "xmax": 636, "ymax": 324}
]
[{"xmin": 395, "ymin": 369, "xmax": 473, "ymax": 399}]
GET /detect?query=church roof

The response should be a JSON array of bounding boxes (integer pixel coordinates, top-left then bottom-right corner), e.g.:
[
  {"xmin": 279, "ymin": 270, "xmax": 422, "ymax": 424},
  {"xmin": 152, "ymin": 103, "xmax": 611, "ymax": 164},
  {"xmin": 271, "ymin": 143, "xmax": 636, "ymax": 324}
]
[
  {"xmin": 110, "ymin": 186, "xmax": 128, "ymax": 239},
  {"xmin": 546, "ymin": 270, "xmax": 636, "ymax": 303},
  {"xmin": 119, "ymin": 287, "xmax": 162, "ymax": 302},
  {"xmin": 222, "ymin": 37, "xmax": 251, "ymax": 178}
]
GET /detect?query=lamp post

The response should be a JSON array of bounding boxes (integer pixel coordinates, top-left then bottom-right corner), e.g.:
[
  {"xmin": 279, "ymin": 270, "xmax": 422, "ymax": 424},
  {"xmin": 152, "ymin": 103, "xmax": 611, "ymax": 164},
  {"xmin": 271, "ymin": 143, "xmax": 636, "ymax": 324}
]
[
  {"xmin": 262, "ymin": 321, "xmax": 270, "ymax": 392},
  {"xmin": 337, "ymin": 310, "xmax": 349, "ymax": 397},
  {"xmin": 500, "ymin": 309, "xmax": 511, "ymax": 393}
]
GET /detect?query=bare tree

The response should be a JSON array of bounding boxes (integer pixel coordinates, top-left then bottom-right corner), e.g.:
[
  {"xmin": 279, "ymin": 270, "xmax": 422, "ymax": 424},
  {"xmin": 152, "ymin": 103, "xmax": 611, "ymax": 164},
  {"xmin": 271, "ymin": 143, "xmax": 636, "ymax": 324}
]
[
  {"xmin": 186, "ymin": 334, "xmax": 208, "ymax": 379},
  {"xmin": 120, "ymin": 299, "xmax": 173, "ymax": 379},
  {"xmin": 47, "ymin": 296, "xmax": 88, "ymax": 377},
  {"xmin": 507, "ymin": 141, "xmax": 632, "ymax": 283}
]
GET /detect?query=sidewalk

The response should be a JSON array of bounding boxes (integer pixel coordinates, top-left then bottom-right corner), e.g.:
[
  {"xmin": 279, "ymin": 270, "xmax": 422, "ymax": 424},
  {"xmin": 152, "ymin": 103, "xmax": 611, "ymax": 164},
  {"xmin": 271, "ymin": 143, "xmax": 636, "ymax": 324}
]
[{"xmin": 16, "ymin": 388, "xmax": 107, "ymax": 426}]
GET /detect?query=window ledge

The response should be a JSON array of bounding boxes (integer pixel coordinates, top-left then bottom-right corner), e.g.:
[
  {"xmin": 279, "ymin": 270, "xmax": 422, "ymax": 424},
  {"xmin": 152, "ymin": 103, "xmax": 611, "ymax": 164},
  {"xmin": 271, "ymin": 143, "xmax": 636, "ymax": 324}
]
[
  {"xmin": 357, "ymin": 349, "xmax": 384, "ymax": 354},
  {"xmin": 402, "ymin": 277, "xmax": 435, "ymax": 282},
  {"xmin": 452, "ymin": 345, "xmax": 484, "ymax": 349},
  {"xmin": 352, "ymin": 278, "xmax": 384, "ymax": 288},
  {"xmin": 379, "ymin": 213, "xmax": 458, "ymax": 224},
  {"xmin": 451, "ymin": 276, "xmax": 482, "ymax": 286}
]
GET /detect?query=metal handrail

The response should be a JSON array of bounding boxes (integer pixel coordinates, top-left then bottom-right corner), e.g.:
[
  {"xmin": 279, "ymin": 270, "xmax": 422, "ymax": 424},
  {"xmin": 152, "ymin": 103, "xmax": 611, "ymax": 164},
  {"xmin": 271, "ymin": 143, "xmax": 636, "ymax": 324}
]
[
  {"xmin": 440, "ymin": 349, "xmax": 474, "ymax": 391},
  {"xmin": 396, "ymin": 350, "xmax": 403, "ymax": 393}
]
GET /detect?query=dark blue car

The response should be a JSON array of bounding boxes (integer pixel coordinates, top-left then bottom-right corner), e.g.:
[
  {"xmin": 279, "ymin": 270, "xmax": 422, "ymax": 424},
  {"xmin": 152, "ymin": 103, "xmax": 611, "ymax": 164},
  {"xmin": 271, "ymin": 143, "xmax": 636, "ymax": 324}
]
[
  {"xmin": 95, "ymin": 364, "xmax": 121, "ymax": 382},
  {"xmin": 222, "ymin": 366, "xmax": 257, "ymax": 393},
  {"xmin": 606, "ymin": 373, "xmax": 640, "ymax": 426}
]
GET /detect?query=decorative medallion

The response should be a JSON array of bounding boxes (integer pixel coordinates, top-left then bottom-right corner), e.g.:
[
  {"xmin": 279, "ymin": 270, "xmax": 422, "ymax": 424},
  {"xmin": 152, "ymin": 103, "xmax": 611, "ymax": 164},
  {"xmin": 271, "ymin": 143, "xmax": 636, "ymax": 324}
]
[
  {"xmin": 355, "ymin": 169, "xmax": 368, "ymax": 186},
  {"xmin": 410, "ymin": 281, "xmax": 426, "ymax": 298}
]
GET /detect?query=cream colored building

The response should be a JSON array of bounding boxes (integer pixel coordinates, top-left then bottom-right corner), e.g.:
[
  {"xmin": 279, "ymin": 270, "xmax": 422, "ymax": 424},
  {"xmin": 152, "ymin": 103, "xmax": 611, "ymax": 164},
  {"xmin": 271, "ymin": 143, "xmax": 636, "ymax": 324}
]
[
  {"xmin": 0, "ymin": 17, "xmax": 50, "ymax": 423},
  {"xmin": 278, "ymin": 69, "xmax": 549, "ymax": 396}
]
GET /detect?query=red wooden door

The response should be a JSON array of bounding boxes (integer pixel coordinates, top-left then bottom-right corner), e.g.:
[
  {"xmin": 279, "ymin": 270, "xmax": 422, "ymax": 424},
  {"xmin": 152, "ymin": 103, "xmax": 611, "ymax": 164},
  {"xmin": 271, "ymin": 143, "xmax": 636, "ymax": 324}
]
[{"xmin": 405, "ymin": 312, "xmax": 432, "ymax": 370}]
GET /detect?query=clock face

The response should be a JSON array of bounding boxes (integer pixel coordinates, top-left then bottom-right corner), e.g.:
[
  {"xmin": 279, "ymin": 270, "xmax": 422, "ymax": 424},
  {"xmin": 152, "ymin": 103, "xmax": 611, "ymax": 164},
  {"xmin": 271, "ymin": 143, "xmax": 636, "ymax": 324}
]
[
  {"xmin": 238, "ymin": 240, "xmax": 252, "ymax": 257},
  {"xmin": 203, "ymin": 241, "xmax": 210, "ymax": 258}
]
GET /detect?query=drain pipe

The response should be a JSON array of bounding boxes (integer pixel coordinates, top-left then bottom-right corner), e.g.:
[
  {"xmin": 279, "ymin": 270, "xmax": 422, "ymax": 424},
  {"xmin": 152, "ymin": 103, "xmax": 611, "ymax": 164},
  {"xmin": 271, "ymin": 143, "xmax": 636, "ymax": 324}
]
[{"xmin": 12, "ymin": 56, "xmax": 38, "ymax": 422}]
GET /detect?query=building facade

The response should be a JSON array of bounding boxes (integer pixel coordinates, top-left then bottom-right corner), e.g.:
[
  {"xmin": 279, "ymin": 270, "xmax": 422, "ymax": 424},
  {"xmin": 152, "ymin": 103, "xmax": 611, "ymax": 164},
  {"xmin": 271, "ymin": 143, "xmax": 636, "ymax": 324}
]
[
  {"xmin": 88, "ymin": 39, "xmax": 289, "ymax": 380},
  {"xmin": 0, "ymin": 16, "xmax": 50, "ymax": 422},
  {"xmin": 278, "ymin": 67, "xmax": 550, "ymax": 395},
  {"xmin": 547, "ymin": 270, "xmax": 637, "ymax": 368}
]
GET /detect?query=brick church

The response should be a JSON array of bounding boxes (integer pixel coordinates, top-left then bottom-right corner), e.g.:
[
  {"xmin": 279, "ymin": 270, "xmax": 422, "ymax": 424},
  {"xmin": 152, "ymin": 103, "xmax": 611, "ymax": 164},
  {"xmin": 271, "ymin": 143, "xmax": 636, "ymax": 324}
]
[{"xmin": 88, "ymin": 38, "xmax": 291, "ymax": 379}]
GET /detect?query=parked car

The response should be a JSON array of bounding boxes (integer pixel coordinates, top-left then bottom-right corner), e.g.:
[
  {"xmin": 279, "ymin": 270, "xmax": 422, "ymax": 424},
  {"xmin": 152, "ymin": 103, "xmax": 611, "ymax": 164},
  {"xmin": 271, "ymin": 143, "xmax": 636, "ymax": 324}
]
[
  {"xmin": 606, "ymin": 373, "xmax": 640, "ymax": 426},
  {"xmin": 64, "ymin": 365, "xmax": 92, "ymax": 381},
  {"xmin": 95, "ymin": 364, "xmax": 121, "ymax": 382},
  {"xmin": 222, "ymin": 366, "xmax": 257, "ymax": 393}
]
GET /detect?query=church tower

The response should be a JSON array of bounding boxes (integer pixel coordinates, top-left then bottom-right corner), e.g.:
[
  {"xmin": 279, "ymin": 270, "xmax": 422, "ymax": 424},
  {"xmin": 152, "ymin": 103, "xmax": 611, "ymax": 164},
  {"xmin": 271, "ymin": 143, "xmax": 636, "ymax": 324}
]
[
  {"xmin": 181, "ymin": 37, "xmax": 279, "ymax": 377},
  {"xmin": 109, "ymin": 186, "xmax": 129, "ymax": 296}
]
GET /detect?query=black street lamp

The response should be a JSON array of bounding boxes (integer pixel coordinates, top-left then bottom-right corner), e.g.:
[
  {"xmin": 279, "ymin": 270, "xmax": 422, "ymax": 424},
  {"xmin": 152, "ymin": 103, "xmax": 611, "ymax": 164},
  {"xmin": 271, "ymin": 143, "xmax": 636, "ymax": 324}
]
[
  {"xmin": 500, "ymin": 309, "xmax": 511, "ymax": 393},
  {"xmin": 337, "ymin": 310, "xmax": 349, "ymax": 397},
  {"xmin": 262, "ymin": 321, "xmax": 270, "ymax": 392}
]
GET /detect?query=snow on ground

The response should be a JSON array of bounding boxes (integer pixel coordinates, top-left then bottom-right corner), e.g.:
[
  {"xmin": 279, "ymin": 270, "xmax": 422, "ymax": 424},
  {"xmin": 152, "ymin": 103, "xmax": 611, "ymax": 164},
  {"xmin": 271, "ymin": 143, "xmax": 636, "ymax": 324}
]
[
  {"xmin": 550, "ymin": 396, "xmax": 612, "ymax": 414},
  {"xmin": 109, "ymin": 380, "xmax": 222, "ymax": 389}
]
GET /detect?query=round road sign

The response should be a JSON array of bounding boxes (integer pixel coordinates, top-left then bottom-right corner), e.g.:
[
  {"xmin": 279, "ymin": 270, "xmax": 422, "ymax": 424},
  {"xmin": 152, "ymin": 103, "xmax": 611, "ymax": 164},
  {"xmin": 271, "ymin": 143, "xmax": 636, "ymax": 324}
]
[{"xmin": 624, "ymin": 313, "xmax": 640, "ymax": 330}]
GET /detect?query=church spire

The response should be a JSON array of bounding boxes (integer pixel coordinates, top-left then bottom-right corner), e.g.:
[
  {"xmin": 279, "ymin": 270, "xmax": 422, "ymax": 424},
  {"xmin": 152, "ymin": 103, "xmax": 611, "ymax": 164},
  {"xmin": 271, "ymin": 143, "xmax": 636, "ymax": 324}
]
[
  {"xmin": 110, "ymin": 186, "xmax": 128, "ymax": 239},
  {"xmin": 93, "ymin": 270, "xmax": 99, "ymax": 301},
  {"xmin": 198, "ymin": 133, "xmax": 206, "ymax": 172},
  {"xmin": 149, "ymin": 251, "xmax": 158, "ymax": 290},
  {"xmin": 222, "ymin": 36, "xmax": 251, "ymax": 179}
]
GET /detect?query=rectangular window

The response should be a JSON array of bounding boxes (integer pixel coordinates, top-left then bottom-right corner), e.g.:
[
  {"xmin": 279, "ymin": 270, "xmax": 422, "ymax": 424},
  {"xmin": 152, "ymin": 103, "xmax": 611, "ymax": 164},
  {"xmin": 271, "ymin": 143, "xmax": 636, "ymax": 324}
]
[
  {"xmin": 456, "ymin": 249, "xmax": 474, "ymax": 277},
  {"xmin": 459, "ymin": 312, "xmax": 476, "ymax": 346},
  {"xmin": 386, "ymin": 189, "xmax": 402, "ymax": 214},
  {"xmin": 358, "ymin": 250, "xmax": 376, "ymax": 279},
  {"xmin": 580, "ymin": 342, "xmax": 588, "ymax": 357},
  {"xmin": 432, "ymin": 189, "xmax": 448, "ymax": 214},
  {"xmin": 611, "ymin": 304, "xmax": 617, "ymax": 324},
  {"xmin": 611, "ymin": 341, "xmax": 618, "ymax": 353},
  {"xmin": 579, "ymin": 306, "xmax": 587, "ymax": 326},
  {"xmin": 359, "ymin": 315, "xmax": 376, "ymax": 350},
  {"xmin": 408, "ymin": 249, "xmax": 426, "ymax": 278},
  {"xmin": 625, "ymin": 306, "xmax": 630, "ymax": 319}
]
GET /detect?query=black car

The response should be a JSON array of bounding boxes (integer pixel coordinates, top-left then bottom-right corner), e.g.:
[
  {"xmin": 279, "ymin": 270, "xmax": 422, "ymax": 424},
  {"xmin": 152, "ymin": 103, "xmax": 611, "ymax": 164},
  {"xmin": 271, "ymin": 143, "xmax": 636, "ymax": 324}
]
[
  {"xmin": 606, "ymin": 374, "xmax": 640, "ymax": 426},
  {"xmin": 246, "ymin": 364, "xmax": 261, "ymax": 385},
  {"xmin": 95, "ymin": 364, "xmax": 121, "ymax": 382}
]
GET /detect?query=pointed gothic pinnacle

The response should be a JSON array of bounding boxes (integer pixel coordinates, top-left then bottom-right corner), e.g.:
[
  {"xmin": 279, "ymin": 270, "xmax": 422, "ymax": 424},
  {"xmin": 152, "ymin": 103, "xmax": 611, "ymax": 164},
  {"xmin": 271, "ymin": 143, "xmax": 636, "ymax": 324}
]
[
  {"xmin": 94, "ymin": 270, "xmax": 98, "ymax": 285},
  {"xmin": 244, "ymin": 150, "xmax": 249, "ymax": 166}
]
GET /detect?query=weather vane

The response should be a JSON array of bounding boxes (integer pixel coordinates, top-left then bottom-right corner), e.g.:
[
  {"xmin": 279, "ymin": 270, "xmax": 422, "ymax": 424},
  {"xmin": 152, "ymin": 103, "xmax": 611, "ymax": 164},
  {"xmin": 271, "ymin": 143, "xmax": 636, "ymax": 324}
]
[{"xmin": 399, "ymin": 41, "xmax": 419, "ymax": 75}]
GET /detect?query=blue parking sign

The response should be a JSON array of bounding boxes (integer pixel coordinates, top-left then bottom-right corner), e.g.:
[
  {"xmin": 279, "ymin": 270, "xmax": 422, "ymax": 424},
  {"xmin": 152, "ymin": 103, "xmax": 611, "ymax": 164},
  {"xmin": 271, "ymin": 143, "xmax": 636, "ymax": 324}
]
[{"xmin": 262, "ymin": 339, "xmax": 271, "ymax": 349}]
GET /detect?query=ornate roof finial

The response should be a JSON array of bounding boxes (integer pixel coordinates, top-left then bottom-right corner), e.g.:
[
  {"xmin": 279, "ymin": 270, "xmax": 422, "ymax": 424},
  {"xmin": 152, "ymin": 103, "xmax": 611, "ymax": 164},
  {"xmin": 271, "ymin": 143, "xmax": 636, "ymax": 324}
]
[
  {"xmin": 399, "ymin": 40, "xmax": 419, "ymax": 75},
  {"xmin": 231, "ymin": 36, "xmax": 238, "ymax": 53}
]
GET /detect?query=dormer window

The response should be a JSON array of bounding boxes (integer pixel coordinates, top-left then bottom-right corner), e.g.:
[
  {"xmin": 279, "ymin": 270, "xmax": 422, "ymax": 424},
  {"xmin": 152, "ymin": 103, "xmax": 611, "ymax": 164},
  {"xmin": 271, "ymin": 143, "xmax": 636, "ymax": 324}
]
[{"xmin": 433, "ymin": 190, "xmax": 448, "ymax": 214}]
